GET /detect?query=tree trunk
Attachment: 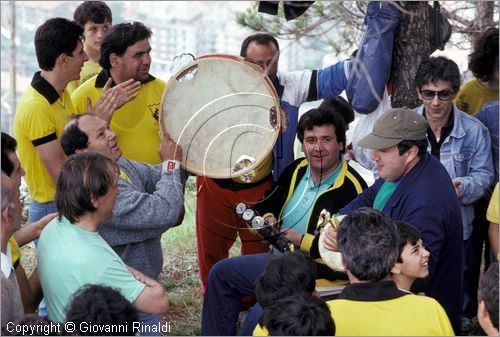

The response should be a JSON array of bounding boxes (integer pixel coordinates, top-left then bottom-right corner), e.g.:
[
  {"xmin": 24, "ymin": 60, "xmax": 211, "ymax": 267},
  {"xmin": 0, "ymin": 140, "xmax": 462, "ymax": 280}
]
[
  {"xmin": 391, "ymin": 2, "xmax": 432, "ymax": 109},
  {"xmin": 469, "ymin": 1, "xmax": 495, "ymax": 46},
  {"xmin": 476, "ymin": 1, "xmax": 494, "ymax": 31}
]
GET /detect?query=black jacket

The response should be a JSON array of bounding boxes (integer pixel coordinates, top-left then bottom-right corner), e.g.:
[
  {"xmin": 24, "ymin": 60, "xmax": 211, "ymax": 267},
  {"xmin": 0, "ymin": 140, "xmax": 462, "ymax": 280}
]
[{"xmin": 255, "ymin": 158, "xmax": 367, "ymax": 280}]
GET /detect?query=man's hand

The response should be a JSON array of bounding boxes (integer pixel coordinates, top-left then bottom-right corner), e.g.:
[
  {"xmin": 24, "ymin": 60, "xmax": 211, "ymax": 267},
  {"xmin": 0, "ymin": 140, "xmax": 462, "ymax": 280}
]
[
  {"xmin": 323, "ymin": 227, "xmax": 339, "ymax": 252},
  {"xmin": 158, "ymin": 133, "xmax": 182, "ymax": 162},
  {"xmin": 127, "ymin": 265, "xmax": 155, "ymax": 286},
  {"xmin": 264, "ymin": 215, "xmax": 277, "ymax": 226},
  {"xmin": 281, "ymin": 228, "xmax": 303, "ymax": 246},
  {"xmin": 35, "ymin": 212, "xmax": 58, "ymax": 230},
  {"xmin": 88, "ymin": 78, "xmax": 141, "ymax": 123},
  {"xmin": 452, "ymin": 179, "xmax": 462, "ymax": 198}
]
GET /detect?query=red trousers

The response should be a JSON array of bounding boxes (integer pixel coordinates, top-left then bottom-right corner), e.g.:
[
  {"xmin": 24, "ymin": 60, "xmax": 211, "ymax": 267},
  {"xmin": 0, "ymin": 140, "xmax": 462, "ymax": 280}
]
[{"xmin": 196, "ymin": 176, "xmax": 272, "ymax": 287}]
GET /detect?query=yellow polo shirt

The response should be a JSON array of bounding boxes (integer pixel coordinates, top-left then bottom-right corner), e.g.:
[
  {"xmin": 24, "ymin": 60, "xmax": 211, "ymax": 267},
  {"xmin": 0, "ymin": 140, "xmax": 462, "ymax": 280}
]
[
  {"xmin": 13, "ymin": 72, "xmax": 75, "ymax": 202},
  {"xmin": 72, "ymin": 69, "xmax": 165, "ymax": 164},
  {"xmin": 66, "ymin": 61, "xmax": 102, "ymax": 96}
]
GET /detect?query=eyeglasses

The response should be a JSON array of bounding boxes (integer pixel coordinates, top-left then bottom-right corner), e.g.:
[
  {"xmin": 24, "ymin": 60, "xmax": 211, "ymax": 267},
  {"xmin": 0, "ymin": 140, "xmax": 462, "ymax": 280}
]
[{"xmin": 419, "ymin": 89, "xmax": 454, "ymax": 101}]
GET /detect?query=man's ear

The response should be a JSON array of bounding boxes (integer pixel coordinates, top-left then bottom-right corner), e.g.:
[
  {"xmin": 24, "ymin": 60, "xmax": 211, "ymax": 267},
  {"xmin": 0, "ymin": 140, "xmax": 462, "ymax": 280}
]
[
  {"xmin": 406, "ymin": 145, "xmax": 419, "ymax": 164},
  {"xmin": 91, "ymin": 195, "xmax": 99, "ymax": 210},
  {"xmin": 1, "ymin": 206, "xmax": 11, "ymax": 228},
  {"xmin": 391, "ymin": 263, "xmax": 402, "ymax": 275},
  {"xmin": 109, "ymin": 53, "xmax": 120, "ymax": 68},
  {"xmin": 477, "ymin": 300, "xmax": 498, "ymax": 336},
  {"xmin": 55, "ymin": 53, "xmax": 68, "ymax": 68}
]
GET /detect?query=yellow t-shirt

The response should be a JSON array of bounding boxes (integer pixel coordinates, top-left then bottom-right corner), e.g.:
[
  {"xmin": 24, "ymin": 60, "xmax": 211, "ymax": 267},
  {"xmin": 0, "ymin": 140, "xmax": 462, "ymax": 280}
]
[
  {"xmin": 72, "ymin": 71, "xmax": 165, "ymax": 164},
  {"xmin": 13, "ymin": 72, "xmax": 75, "ymax": 202},
  {"xmin": 66, "ymin": 61, "xmax": 101, "ymax": 97},
  {"xmin": 327, "ymin": 292, "xmax": 454, "ymax": 336},
  {"xmin": 455, "ymin": 79, "xmax": 499, "ymax": 115},
  {"xmin": 487, "ymin": 183, "xmax": 499, "ymax": 224}
]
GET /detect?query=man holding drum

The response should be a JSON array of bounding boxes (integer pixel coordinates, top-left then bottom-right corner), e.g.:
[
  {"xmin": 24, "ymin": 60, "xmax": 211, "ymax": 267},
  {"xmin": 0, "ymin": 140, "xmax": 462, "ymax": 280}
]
[
  {"xmin": 60, "ymin": 114, "xmax": 185, "ymax": 334},
  {"xmin": 196, "ymin": 32, "xmax": 352, "ymax": 291},
  {"xmin": 201, "ymin": 107, "xmax": 366, "ymax": 336}
]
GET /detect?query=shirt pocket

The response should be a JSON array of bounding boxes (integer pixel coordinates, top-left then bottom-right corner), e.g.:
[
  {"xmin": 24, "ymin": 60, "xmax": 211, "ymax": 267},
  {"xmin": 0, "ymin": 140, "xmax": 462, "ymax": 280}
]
[{"xmin": 453, "ymin": 151, "xmax": 473, "ymax": 177}]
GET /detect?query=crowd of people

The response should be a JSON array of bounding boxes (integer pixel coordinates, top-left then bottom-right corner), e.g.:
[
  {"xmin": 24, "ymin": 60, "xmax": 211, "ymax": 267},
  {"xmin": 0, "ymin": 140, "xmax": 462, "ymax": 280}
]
[{"xmin": 1, "ymin": 1, "xmax": 499, "ymax": 336}]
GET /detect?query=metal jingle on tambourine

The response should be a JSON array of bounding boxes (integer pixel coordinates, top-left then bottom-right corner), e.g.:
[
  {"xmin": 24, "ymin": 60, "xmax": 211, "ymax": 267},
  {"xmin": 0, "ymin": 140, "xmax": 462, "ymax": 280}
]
[
  {"xmin": 318, "ymin": 222, "xmax": 345, "ymax": 273},
  {"xmin": 242, "ymin": 209, "xmax": 255, "ymax": 222},
  {"xmin": 235, "ymin": 202, "xmax": 247, "ymax": 216}
]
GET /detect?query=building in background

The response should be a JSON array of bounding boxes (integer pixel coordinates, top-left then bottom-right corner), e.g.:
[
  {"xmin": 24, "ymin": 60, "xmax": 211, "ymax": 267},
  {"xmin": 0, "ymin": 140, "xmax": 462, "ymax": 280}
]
[{"xmin": 1, "ymin": 1, "xmax": 320, "ymax": 134}]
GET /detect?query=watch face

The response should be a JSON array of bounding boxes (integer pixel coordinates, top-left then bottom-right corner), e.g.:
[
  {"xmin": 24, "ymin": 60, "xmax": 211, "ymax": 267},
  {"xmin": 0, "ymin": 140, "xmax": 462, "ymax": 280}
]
[
  {"xmin": 242, "ymin": 209, "xmax": 255, "ymax": 222},
  {"xmin": 235, "ymin": 202, "xmax": 247, "ymax": 215}
]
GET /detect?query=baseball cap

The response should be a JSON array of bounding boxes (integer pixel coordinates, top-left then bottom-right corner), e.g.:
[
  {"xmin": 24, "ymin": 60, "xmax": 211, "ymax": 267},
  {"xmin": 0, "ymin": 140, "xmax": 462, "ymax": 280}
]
[{"xmin": 358, "ymin": 108, "xmax": 428, "ymax": 150}]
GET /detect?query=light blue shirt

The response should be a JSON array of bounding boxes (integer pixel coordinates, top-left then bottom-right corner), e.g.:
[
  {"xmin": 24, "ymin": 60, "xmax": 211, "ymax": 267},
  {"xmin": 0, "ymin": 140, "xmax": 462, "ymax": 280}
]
[{"xmin": 273, "ymin": 162, "xmax": 343, "ymax": 255}]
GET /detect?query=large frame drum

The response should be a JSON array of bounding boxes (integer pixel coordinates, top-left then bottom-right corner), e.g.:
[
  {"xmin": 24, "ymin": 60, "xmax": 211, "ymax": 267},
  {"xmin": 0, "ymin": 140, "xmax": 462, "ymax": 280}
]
[{"xmin": 160, "ymin": 54, "xmax": 281, "ymax": 180}]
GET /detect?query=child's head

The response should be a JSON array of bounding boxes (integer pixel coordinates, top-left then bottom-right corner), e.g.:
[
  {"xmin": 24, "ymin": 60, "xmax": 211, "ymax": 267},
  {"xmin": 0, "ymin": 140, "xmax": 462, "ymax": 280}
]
[
  {"xmin": 478, "ymin": 262, "xmax": 499, "ymax": 336},
  {"xmin": 65, "ymin": 284, "xmax": 138, "ymax": 335},
  {"xmin": 260, "ymin": 292, "xmax": 335, "ymax": 336},
  {"xmin": 391, "ymin": 220, "xmax": 429, "ymax": 289},
  {"xmin": 73, "ymin": 1, "xmax": 112, "ymax": 54},
  {"xmin": 255, "ymin": 250, "xmax": 316, "ymax": 308}
]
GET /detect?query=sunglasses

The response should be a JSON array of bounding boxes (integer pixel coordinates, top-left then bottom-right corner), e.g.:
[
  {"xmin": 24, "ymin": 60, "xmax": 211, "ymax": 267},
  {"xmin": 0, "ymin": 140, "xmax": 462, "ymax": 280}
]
[{"xmin": 419, "ymin": 89, "xmax": 454, "ymax": 101}]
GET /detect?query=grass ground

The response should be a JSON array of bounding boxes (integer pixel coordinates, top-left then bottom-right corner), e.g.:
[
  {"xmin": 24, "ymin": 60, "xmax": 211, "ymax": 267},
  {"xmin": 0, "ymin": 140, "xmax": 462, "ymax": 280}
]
[
  {"xmin": 159, "ymin": 176, "xmax": 203, "ymax": 335},
  {"xmin": 159, "ymin": 177, "xmax": 241, "ymax": 336},
  {"xmin": 159, "ymin": 176, "xmax": 242, "ymax": 335}
]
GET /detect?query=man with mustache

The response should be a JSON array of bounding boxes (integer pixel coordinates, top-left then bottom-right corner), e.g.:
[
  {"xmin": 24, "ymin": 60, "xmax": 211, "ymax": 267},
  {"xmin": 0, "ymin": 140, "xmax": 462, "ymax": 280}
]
[{"xmin": 72, "ymin": 21, "xmax": 164, "ymax": 165}]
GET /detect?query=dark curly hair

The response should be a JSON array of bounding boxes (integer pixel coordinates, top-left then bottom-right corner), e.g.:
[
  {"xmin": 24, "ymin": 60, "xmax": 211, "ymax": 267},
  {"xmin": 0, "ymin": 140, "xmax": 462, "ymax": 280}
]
[
  {"xmin": 65, "ymin": 284, "xmax": 138, "ymax": 336},
  {"xmin": 296, "ymin": 108, "xmax": 347, "ymax": 154},
  {"xmin": 468, "ymin": 28, "xmax": 499, "ymax": 82},
  {"xmin": 99, "ymin": 22, "xmax": 152, "ymax": 70},
  {"xmin": 337, "ymin": 207, "xmax": 399, "ymax": 282},
  {"xmin": 260, "ymin": 292, "xmax": 335, "ymax": 336}
]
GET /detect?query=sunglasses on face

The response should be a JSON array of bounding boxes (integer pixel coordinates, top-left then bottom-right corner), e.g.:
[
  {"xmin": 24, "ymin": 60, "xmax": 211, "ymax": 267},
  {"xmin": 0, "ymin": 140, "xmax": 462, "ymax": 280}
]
[{"xmin": 419, "ymin": 89, "xmax": 454, "ymax": 101}]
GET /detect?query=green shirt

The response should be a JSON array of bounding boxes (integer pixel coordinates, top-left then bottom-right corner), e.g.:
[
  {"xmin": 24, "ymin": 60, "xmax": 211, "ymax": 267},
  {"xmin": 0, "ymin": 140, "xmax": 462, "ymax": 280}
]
[
  {"xmin": 373, "ymin": 181, "xmax": 397, "ymax": 211},
  {"xmin": 38, "ymin": 216, "xmax": 145, "ymax": 322}
]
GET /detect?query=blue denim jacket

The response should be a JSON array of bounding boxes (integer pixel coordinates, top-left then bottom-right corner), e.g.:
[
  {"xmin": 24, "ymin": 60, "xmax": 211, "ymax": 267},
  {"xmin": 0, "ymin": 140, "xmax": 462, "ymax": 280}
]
[{"xmin": 416, "ymin": 105, "xmax": 494, "ymax": 240}]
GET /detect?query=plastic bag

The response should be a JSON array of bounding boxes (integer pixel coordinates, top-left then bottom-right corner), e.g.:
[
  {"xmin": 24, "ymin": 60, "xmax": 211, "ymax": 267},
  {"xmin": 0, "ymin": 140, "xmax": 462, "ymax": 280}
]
[{"xmin": 351, "ymin": 87, "xmax": 392, "ymax": 175}]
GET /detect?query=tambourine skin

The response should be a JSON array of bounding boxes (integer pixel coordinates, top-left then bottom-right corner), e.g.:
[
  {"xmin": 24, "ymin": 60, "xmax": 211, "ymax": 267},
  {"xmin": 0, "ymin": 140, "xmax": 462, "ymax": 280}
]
[
  {"xmin": 159, "ymin": 54, "xmax": 281, "ymax": 179},
  {"xmin": 318, "ymin": 222, "xmax": 346, "ymax": 273}
]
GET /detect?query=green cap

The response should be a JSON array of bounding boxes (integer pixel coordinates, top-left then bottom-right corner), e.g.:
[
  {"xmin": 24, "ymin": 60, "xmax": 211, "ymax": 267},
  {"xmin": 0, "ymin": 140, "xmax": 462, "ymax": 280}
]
[{"xmin": 358, "ymin": 108, "xmax": 428, "ymax": 150}]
